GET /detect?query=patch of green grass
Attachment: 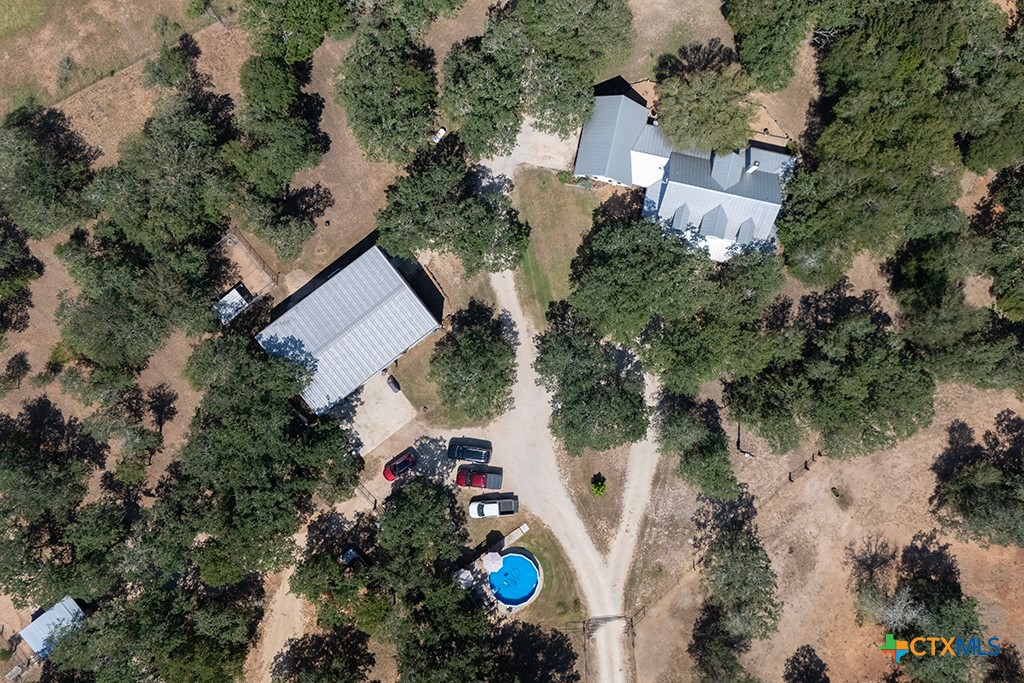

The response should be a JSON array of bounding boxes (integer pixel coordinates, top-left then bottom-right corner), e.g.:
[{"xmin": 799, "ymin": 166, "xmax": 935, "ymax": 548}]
[
  {"xmin": 516, "ymin": 519, "xmax": 585, "ymax": 626},
  {"xmin": 0, "ymin": 1, "xmax": 47, "ymax": 41},
  {"xmin": 513, "ymin": 169, "xmax": 599, "ymax": 326}
]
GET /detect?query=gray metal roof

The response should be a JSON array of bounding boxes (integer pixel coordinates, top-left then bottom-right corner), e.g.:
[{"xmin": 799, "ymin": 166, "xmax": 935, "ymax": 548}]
[
  {"xmin": 699, "ymin": 205, "xmax": 729, "ymax": 239},
  {"xmin": 632, "ymin": 124, "xmax": 673, "ymax": 158},
  {"xmin": 573, "ymin": 95, "xmax": 649, "ymax": 185},
  {"xmin": 256, "ymin": 247, "xmax": 438, "ymax": 413},
  {"xmin": 710, "ymin": 150, "xmax": 744, "ymax": 190},
  {"xmin": 19, "ymin": 597, "xmax": 83, "ymax": 658}
]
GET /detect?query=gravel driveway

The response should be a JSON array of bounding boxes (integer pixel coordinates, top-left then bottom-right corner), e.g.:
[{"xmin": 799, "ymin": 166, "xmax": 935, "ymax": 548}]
[{"xmin": 481, "ymin": 117, "xmax": 581, "ymax": 180}]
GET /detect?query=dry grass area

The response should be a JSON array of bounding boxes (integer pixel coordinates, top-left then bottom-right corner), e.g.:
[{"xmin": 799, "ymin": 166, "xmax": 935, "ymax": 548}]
[
  {"xmin": 423, "ymin": 0, "xmax": 492, "ymax": 82},
  {"xmin": 556, "ymin": 444, "xmax": 630, "ymax": 555},
  {"xmin": 613, "ymin": 0, "xmax": 731, "ymax": 82},
  {"xmin": 846, "ymin": 250, "xmax": 900, "ymax": 320},
  {"xmin": 0, "ymin": 0, "xmax": 208, "ymax": 112},
  {"xmin": 512, "ymin": 169, "xmax": 599, "ymax": 327},
  {"xmin": 630, "ymin": 382, "xmax": 1024, "ymax": 682},
  {"xmin": 750, "ymin": 36, "xmax": 820, "ymax": 146},
  {"xmin": 59, "ymin": 23, "xmax": 251, "ymax": 167}
]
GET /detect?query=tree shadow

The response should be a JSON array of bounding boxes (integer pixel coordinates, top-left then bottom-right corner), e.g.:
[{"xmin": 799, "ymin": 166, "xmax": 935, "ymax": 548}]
[
  {"xmin": 897, "ymin": 530, "xmax": 962, "ymax": 606},
  {"xmin": 844, "ymin": 533, "xmax": 897, "ymax": 591},
  {"xmin": 304, "ymin": 509, "xmax": 378, "ymax": 561},
  {"xmin": 410, "ymin": 434, "xmax": 454, "ymax": 485},
  {"xmin": 282, "ymin": 183, "xmax": 335, "ymax": 222},
  {"xmin": 0, "ymin": 288, "xmax": 33, "ymax": 335},
  {"xmin": 687, "ymin": 600, "xmax": 751, "ymax": 678},
  {"xmin": 655, "ymin": 38, "xmax": 737, "ymax": 82},
  {"xmin": 146, "ymin": 383, "xmax": 179, "ymax": 433},
  {"xmin": 986, "ymin": 643, "xmax": 1023, "ymax": 682},
  {"xmin": 294, "ymin": 91, "xmax": 330, "ymax": 154},
  {"xmin": 692, "ymin": 484, "xmax": 758, "ymax": 555},
  {"xmin": 224, "ymin": 294, "xmax": 274, "ymax": 337},
  {"xmin": 271, "ymin": 626, "xmax": 375, "ymax": 683},
  {"xmin": 796, "ymin": 278, "xmax": 891, "ymax": 333},
  {"xmin": 14, "ymin": 396, "xmax": 108, "ymax": 469},
  {"xmin": 491, "ymin": 621, "xmax": 581, "ymax": 683},
  {"xmin": 784, "ymin": 644, "xmax": 830, "ymax": 683}
]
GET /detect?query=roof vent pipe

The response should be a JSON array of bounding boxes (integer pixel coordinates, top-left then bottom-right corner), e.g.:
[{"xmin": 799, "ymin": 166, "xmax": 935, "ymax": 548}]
[{"xmin": 745, "ymin": 160, "xmax": 760, "ymax": 174}]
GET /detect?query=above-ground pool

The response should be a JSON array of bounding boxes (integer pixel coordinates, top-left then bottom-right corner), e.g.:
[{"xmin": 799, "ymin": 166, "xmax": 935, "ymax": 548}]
[{"xmin": 488, "ymin": 551, "xmax": 540, "ymax": 607}]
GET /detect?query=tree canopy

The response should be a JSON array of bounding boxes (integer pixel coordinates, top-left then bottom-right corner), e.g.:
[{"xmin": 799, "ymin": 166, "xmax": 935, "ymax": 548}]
[
  {"xmin": 655, "ymin": 395, "xmax": 739, "ymax": 500},
  {"xmin": 0, "ymin": 103, "xmax": 97, "ymax": 238},
  {"xmin": 429, "ymin": 300, "xmax": 517, "ymax": 422},
  {"xmin": 534, "ymin": 302, "xmax": 648, "ymax": 453},
  {"xmin": 376, "ymin": 140, "xmax": 529, "ymax": 273},
  {"xmin": 655, "ymin": 46, "xmax": 755, "ymax": 154},
  {"xmin": 724, "ymin": 280, "xmax": 935, "ymax": 456},
  {"xmin": 241, "ymin": 0, "xmax": 356, "ymax": 63},
  {"xmin": 931, "ymin": 412, "xmax": 1024, "ymax": 548},
  {"xmin": 336, "ymin": 17, "xmax": 438, "ymax": 164}
]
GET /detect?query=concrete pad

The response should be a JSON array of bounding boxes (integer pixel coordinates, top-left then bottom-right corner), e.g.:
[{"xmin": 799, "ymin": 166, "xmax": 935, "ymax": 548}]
[
  {"xmin": 351, "ymin": 373, "xmax": 418, "ymax": 456},
  {"xmin": 482, "ymin": 117, "xmax": 581, "ymax": 179}
]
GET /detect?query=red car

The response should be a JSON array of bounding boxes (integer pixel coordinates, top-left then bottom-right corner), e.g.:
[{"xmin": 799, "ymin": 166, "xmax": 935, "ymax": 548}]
[
  {"xmin": 383, "ymin": 447, "xmax": 416, "ymax": 481},
  {"xmin": 455, "ymin": 466, "xmax": 502, "ymax": 490}
]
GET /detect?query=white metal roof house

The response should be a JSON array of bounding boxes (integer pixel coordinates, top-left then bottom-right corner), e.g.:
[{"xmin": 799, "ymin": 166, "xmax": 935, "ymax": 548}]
[
  {"xmin": 256, "ymin": 247, "xmax": 439, "ymax": 414},
  {"xmin": 573, "ymin": 89, "xmax": 795, "ymax": 262},
  {"xmin": 18, "ymin": 597, "xmax": 84, "ymax": 659}
]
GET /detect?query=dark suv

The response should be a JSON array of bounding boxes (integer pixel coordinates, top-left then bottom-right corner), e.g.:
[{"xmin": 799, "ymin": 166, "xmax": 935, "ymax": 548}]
[{"xmin": 447, "ymin": 437, "xmax": 492, "ymax": 464}]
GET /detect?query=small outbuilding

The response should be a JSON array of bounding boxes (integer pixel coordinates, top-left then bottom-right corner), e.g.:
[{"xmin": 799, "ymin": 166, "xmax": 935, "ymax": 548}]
[
  {"xmin": 256, "ymin": 247, "xmax": 439, "ymax": 414},
  {"xmin": 18, "ymin": 597, "xmax": 84, "ymax": 659}
]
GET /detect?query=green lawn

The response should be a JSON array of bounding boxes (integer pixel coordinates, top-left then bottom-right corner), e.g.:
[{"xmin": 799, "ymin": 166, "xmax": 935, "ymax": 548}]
[
  {"xmin": 513, "ymin": 169, "xmax": 599, "ymax": 326},
  {"xmin": 515, "ymin": 520, "xmax": 586, "ymax": 626}
]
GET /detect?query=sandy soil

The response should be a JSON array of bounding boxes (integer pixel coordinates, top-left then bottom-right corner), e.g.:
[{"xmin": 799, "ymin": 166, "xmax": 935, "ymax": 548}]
[
  {"xmin": 615, "ymin": 0, "xmax": 732, "ymax": 82},
  {"xmin": 558, "ymin": 444, "xmax": 630, "ymax": 554},
  {"xmin": 632, "ymin": 381, "xmax": 1024, "ymax": 682}
]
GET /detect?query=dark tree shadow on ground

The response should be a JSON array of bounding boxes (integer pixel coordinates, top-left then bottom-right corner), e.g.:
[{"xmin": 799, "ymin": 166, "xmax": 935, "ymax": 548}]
[
  {"xmin": 491, "ymin": 621, "xmax": 581, "ymax": 683},
  {"xmin": 410, "ymin": 435, "xmax": 454, "ymax": 485},
  {"xmin": 283, "ymin": 183, "xmax": 335, "ymax": 222},
  {"xmin": 796, "ymin": 278, "xmax": 891, "ymax": 333},
  {"xmin": 692, "ymin": 484, "xmax": 758, "ymax": 554},
  {"xmin": 844, "ymin": 534, "xmax": 897, "ymax": 590},
  {"xmin": 783, "ymin": 644, "xmax": 831, "ymax": 683},
  {"xmin": 272, "ymin": 626, "xmax": 375, "ymax": 683},
  {"xmin": 304, "ymin": 510, "xmax": 379, "ymax": 561},
  {"xmin": 655, "ymin": 38, "xmax": 737, "ymax": 82},
  {"xmin": 986, "ymin": 643, "xmax": 1023, "ymax": 682},
  {"xmin": 146, "ymin": 383, "xmax": 178, "ymax": 433},
  {"xmin": 0, "ymin": 289, "xmax": 33, "ymax": 335},
  {"xmin": 897, "ymin": 530, "xmax": 962, "ymax": 605},
  {"xmin": 3, "ymin": 105, "xmax": 100, "ymax": 174},
  {"xmin": 687, "ymin": 601, "xmax": 751, "ymax": 677}
]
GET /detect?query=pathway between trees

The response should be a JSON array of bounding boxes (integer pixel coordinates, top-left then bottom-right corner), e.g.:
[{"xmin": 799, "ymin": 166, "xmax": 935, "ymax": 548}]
[{"xmin": 484, "ymin": 272, "xmax": 662, "ymax": 683}]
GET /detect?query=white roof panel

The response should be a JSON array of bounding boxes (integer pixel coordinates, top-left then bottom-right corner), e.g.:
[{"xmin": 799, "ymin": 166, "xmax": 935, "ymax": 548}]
[{"xmin": 19, "ymin": 597, "xmax": 83, "ymax": 658}]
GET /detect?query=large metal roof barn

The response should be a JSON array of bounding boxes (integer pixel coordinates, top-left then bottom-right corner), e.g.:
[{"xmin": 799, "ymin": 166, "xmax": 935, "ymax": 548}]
[
  {"xmin": 256, "ymin": 247, "xmax": 439, "ymax": 413},
  {"xmin": 18, "ymin": 597, "xmax": 83, "ymax": 658}
]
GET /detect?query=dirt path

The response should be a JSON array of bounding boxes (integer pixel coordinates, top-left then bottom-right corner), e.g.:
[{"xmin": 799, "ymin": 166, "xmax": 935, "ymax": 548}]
[{"xmin": 486, "ymin": 271, "xmax": 661, "ymax": 683}]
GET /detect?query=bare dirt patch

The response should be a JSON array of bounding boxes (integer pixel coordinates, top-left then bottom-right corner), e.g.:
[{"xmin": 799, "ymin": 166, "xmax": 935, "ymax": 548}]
[
  {"xmin": 957, "ymin": 168, "xmax": 997, "ymax": 216},
  {"xmin": 614, "ymin": 0, "xmax": 732, "ymax": 82},
  {"xmin": 285, "ymin": 38, "xmax": 399, "ymax": 283},
  {"xmin": 0, "ymin": 235, "xmax": 88, "ymax": 420},
  {"xmin": 964, "ymin": 274, "xmax": 996, "ymax": 309},
  {"xmin": 630, "ymin": 382, "xmax": 1024, "ymax": 682},
  {"xmin": 135, "ymin": 330, "xmax": 205, "ymax": 490}
]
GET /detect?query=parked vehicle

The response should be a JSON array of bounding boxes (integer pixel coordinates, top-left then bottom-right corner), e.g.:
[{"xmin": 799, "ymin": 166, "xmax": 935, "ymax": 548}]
[
  {"xmin": 341, "ymin": 544, "xmax": 370, "ymax": 569},
  {"xmin": 456, "ymin": 466, "xmax": 502, "ymax": 490},
  {"xmin": 468, "ymin": 496, "xmax": 518, "ymax": 518},
  {"xmin": 386, "ymin": 375, "xmax": 401, "ymax": 393},
  {"xmin": 383, "ymin": 447, "xmax": 416, "ymax": 481},
  {"xmin": 432, "ymin": 127, "xmax": 447, "ymax": 144},
  {"xmin": 447, "ymin": 437, "xmax": 492, "ymax": 464}
]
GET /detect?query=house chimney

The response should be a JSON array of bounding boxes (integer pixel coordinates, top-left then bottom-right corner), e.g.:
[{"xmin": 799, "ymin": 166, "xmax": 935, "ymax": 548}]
[{"xmin": 745, "ymin": 160, "xmax": 760, "ymax": 174}]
